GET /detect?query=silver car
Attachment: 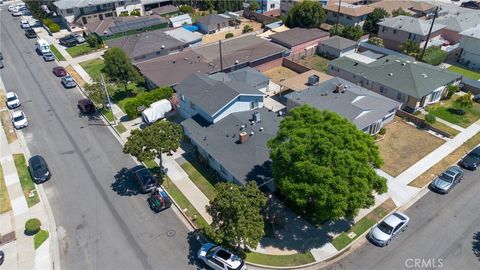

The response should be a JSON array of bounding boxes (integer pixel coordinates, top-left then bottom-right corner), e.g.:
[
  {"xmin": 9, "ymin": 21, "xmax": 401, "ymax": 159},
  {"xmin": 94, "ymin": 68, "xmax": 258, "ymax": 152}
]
[
  {"xmin": 61, "ymin": 76, "xmax": 76, "ymax": 88},
  {"xmin": 430, "ymin": 166, "xmax": 464, "ymax": 194},
  {"xmin": 369, "ymin": 212, "xmax": 409, "ymax": 246}
]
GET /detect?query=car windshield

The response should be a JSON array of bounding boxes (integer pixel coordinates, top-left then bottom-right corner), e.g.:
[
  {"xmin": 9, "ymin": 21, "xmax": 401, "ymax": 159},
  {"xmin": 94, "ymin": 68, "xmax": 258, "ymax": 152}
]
[
  {"xmin": 32, "ymin": 160, "xmax": 44, "ymax": 170},
  {"xmin": 45, "ymin": 53, "xmax": 53, "ymax": 56},
  {"xmin": 7, "ymin": 96, "xmax": 17, "ymax": 102},
  {"xmin": 206, "ymin": 246, "xmax": 220, "ymax": 258},
  {"xmin": 216, "ymin": 249, "xmax": 232, "ymax": 261},
  {"xmin": 377, "ymin": 221, "xmax": 393, "ymax": 235},
  {"xmin": 14, "ymin": 114, "xmax": 24, "ymax": 121},
  {"xmin": 439, "ymin": 173, "xmax": 455, "ymax": 183}
]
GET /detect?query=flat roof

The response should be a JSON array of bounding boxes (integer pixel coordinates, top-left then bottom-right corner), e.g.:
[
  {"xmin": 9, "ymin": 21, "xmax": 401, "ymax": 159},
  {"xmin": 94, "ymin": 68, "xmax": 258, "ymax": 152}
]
[
  {"xmin": 270, "ymin": 28, "xmax": 329, "ymax": 48},
  {"xmin": 278, "ymin": 70, "xmax": 334, "ymax": 92}
]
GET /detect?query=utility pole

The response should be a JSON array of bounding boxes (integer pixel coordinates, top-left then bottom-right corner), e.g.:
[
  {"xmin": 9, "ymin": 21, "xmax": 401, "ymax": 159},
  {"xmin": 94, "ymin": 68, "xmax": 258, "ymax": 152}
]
[
  {"xmin": 100, "ymin": 73, "xmax": 116, "ymax": 125},
  {"xmin": 418, "ymin": 6, "xmax": 439, "ymax": 61},
  {"xmin": 219, "ymin": 39, "xmax": 223, "ymax": 72},
  {"xmin": 334, "ymin": 0, "xmax": 342, "ymax": 35}
]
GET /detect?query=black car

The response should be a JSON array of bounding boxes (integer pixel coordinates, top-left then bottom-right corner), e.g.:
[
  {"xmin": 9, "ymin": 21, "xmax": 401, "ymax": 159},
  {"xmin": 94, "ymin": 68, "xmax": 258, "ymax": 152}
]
[
  {"xmin": 59, "ymin": 36, "xmax": 78, "ymax": 47},
  {"xmin": 473, "ymin": 94, "xmax": 480, "ymax": 103},
  {"xmin": 25, "ymin": 28, "xmax": 37, "ymax": 38},
  {"xmin": 447, "ymin": 107, "xmax": 466, "ymax": 115},
  {"xmin": 77, "ymin": 98, "xmax": 96, "ymax": 114},
  {"xmin": 461, "ymin": 1, "xmax": 480, "ymax": 9},
  {"xmin": 460, "ymin": 146, "xmax": 480, "ymax": 170},
  {"xmin": 131, "ymin": 165, "xmax": 158, "ymax": 193},
  {"xmin": 28, "ymin": 155, "xmax": 51, "ymax": 183},
  {"xmin": 0, "ymin": 250, "xmax": 4, "ymax": 266}
]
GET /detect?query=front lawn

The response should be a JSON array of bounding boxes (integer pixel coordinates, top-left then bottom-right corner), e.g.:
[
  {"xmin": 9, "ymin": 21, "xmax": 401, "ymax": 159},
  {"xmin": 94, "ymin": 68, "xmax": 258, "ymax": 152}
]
[
  {"xmin": 49, "ymin": 45, "xmax": 66, "ymax": 61},
  {"xmin": 426, "ymin": 96, "xmax": 480, "ymax": 128},
  {"xmin": 114, "ymin": 123, "xmax": 127, "ymax": 134},
  {"xmin": 416, "ymin": 113, "xmax": 460, "ymax": 136},
  {"xmin": 448, "ymin": 65, "xmax": 480, "ymax": 80},
  {"xmin": 246, "ymin": 251, "xmax": 315, "ymax": 267},
  {"xmin": 34, "ymin": 229, "xmax": 49, "ymax": 249},
  {"xmin": 297, "ymin": 55, "xmax": 330, "ymax": 72},
  {"xmin": 79, "ymin": 58, "xmax": 105, "ymax": 81},
  {"xmin": 180, "ymin": 160, "xmax": 218, "ymax": 201},
  {"xmin": 66, "ymin": 43, "xmax": 101, "ymax": 58},
  {"xmin": 0, "ymin": 164, "xmax": 12, "ymax": 213},
  {"xmin": 13, "ymin": 154, "xmax": 40, "ymax": 207}
]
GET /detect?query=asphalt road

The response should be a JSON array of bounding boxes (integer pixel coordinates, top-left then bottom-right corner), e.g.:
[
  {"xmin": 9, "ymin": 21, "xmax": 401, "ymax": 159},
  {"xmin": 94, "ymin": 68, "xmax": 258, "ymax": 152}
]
[
  {"xmin": 324, "ymin": 168, "xmax": 480, "ymax": 270},
  {"xmin": 1, "ymin": 9, "xmax": 202, "ymax": 270}
]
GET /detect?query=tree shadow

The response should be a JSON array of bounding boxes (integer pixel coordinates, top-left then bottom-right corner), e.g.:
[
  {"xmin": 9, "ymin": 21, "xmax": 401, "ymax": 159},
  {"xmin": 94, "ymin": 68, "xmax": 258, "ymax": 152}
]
[
  {"xmin": 246, "ymin": 161, "xmax": 273, "ymax": 192},
  {"xmin": 111, "ymin": 167, "xmax": 141, "ymax": 196},
  {"xmin": 473, "ymin": 232, "xmax": 480, "ymax": 260},
  {"xmin": 186, "ymin": 230, "xmax": 207, "ymax": 269}
]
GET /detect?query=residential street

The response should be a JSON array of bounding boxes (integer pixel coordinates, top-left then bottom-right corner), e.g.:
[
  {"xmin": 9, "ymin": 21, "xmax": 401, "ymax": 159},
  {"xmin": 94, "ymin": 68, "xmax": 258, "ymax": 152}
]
[
  {"xmin": 324, "ymin": 169, "xmax": 480, "ymax": 270},
  {"xmin": 0, "ymin": 9, "xmax": 201, "ymax": 270}
]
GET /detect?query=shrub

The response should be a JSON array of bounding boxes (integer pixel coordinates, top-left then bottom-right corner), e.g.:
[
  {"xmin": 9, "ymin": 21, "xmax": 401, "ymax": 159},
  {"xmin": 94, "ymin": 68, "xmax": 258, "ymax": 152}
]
[
  {"xmin": 123, "ymin": 87, "xmax": 174, "ymax": 119},
  {"xmin": 225, "ymin": 33, "xmax": 234, "ymax": 39},
  {"xmin": 86, "ymin": 34, "xmax": 98, "ymax": 48},
  {"xmin": 446, "ymin": 84, "xmax": 460, "ymax": 99},
  {"xmin": 425, "ymin": 114, "xmax": 436, "ymax": 124},
  {"xmin": 48, "ymin": 23, "xmax": 60, "ymax": 33},
  {"xmin": 179, "ymin": 5, "xmax": 194, "ymax": 14},
  {"xmin": 378, "ymin": 127, "xmax": 386, "ymax": 135},
  {"xmin": 130, "ymin": 10, "xmax": 141, "ymax": 16},
  {"xmin": 367, "ymin": 37, "xmax": 383, "ymax": 47},
  {"xmin": 417, "ymin": 121, "xmax": 427, "ymax": 129},
  {"xmin": 455, "ymin": 92, "xmax": 473, "ymax": 108},
  {"xmin": 413, "ymin": 110, "xmax": 421, "ymax": 115},
  {"xmin": 422, "ymin": 46, "xmax": 447, "ymax": 66},
  {"xmin": 242, "ymin": 25, "xmax": 254, "ymax": 34},
  {"xmin": 119, "ymin": 11, "xmax": 129, "ymax": 17},
  {"xmin": 42, "ymin": 18, "xmax": 54, "ymax": 27},
  {"xmin": 25, "ymin": 218, "xmax": 41, "ymax": 235}
]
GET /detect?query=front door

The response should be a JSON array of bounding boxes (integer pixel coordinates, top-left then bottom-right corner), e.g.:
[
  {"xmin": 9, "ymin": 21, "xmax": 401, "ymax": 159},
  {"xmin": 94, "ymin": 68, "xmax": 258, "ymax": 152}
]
[
  {"xmin": 82, "ymin": 17, "xmax": 87, "ymax": 25},
  {"xmin": 99, "ymin": 14, "xmax": 103, "ymax": 20}
]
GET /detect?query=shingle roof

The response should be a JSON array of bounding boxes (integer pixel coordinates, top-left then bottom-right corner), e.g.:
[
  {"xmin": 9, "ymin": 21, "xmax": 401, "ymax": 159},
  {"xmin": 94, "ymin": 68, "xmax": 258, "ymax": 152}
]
[
  {"xmin": 165, "ymin": 27, "xmax": 203, "ymax": 44},
  {"xmin": 195, "ymin": 14, "xmax": 232, "ymax": 27},
  {"xmin": 269, "ymin": 28, "xmax": 329, "ymax": 48},
  {"xmin": 209, "ymin": 67, "xmax": 270, "ymax": 90},
  {"xmin": 325, "ymin": 2, "xmax": 374, "ymax": 17},
  {"xmin": 460, "ymin": 25, "xmax": 480, "ymax": 39},
  {"xmin": 437, "ymin": 13, "xmax": 480, "ymax": 33},
  {"xmin": 319, "ymin": 36, "xmax": 358, "ymax": 50},
  {"xmin": 329, "ymin": 56, "xmax": 461, "ymax": 98},
  {"xmin": 55, "ymin": 0, "xmax": 112, "ymax": 10},
  {"xmin": 285, "ymin": 77, "xmax": 399, "ymax": 130},
  {"xmin": 83, "ymin": 15, "xmax": 167, "ymax": 36},
  {"xmin": 378, "ymin": 15, "xmax": 446, "ymax": 36}
]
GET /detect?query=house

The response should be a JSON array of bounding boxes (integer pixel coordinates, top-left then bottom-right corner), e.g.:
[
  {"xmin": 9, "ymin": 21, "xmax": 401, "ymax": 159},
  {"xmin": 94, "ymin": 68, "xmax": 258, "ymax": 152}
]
[
  {"xmin": 369, "ymin": 1, "xmax": 435, "ymax": 18},
  {"xmin": 195, "ymin": 14, "xmax": 234, "ymax": 34},
  {"xmin": 164, "ymin": 27, "xmax": 203, "ymax": 47},
  {"xmin": 106, "ymin": 28, "xmax": 188, "ymax": 62},
  {"xmin": 269, "ymin": 28, "xmax": 330, "ymax": 56},
  {"xmin": 437, "ymin": 13, "xmax": 480, "ymax": 44},
  {"xmin": 84, "ymin": 15, "xmax": 167, "ymax": 37},
  {"xmin": 209, "ymin": 67, "xmax": 276, "ymax": 96},
  {"xmin": 327, "ymin": 56, "xmax": 462, "ymax": 111},
  {"xmin": 458, "ymin": 26, "xmax": 480, "ymax": 70},
  {"xmin": 182, "ymin": 107, "xmax": 280, "ymax": 190},
  {"xmin": 136, "ymin": 35, "xmax": 288, "ymax": 87},
  {"xmin": 174, "ymin": 72, "xmax": 265, "ymax": 123},
  {"xmin": 324, "ymin": 2, "xmax": 374, "ymax": 26},
  {"xmin": 250, "ymin": 0, "xmax": 280, "ymax": 13},
  {"xmin": 169, "ymin": 14, "xmax": 192, "ymax": 27},
  {"xmin": 285, "ymin": 77, "xmax": 399, "ymax": 134},
  {"xmin": 377, "ymin": 15, "xmax": 446, "ymax": 51},
  {"xmin": 317, "ymin": 36, "xmax": 358, "ymax": 59}
]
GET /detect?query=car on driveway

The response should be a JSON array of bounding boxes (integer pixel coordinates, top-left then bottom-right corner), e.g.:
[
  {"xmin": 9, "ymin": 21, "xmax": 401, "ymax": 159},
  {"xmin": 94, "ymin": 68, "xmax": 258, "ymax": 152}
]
[
  {"xmin": 11, "ymin": 111, "xmax": 28, "ymax": 129},
  {"xmin": 460, "ymin": 146, "xmax": 480, "ymax": 170},
  {"xmin": 42, "ymin": 52, "xmax": 55, "ymax": 62},
  {"xmin": 28, "ymin": 155, "xmax": 51, "ymax": 183},
  {"xmin": 20, "ymin": 20, "xmax": 30, "ymax": 29},
  {"xmin": 473, "ymin": 94, "xmax": 480, "ymax": 103},
  {"xmin": 71, "ymin": 34, "xmax": 86, "ymax": 44},
  {"xmin": 130, "ymin": 165, "xmax": 158, "ymax": 193},
  {"xmin": 430, "ymin": 166, "xmax": 464, "ymax": 194},
  {"xmin": 59, "ymin": 35, "xmax": 78, "ymax": 47},
  {"xmin": 52, "ymin": 66, "xmax": 67, "ymax": 77},
  {"xmin": 198, "ymin": 243, "xmax": 246, "ymax": 270},
  {"xmin": 6, "ymin": 92, "xmax": 20, "ymax": 109},
  {"xmin": 77, "ymin": 98, "xmax": 96, "ymax": 114},
  {"xmin": 25, "ymin": 28, "xmax": 37, "ymax": 38},
  {"xmin": 61, "ymin": 76, "xmax": 76, "ymax": 88},
  {"xmin": 369, "ymin": 212, "xmax": 409, "ymax": 247}
]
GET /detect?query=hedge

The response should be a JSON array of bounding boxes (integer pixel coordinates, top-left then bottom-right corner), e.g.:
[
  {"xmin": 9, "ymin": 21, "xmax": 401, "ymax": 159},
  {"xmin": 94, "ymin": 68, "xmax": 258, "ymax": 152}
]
[
  {"xmin": 123, "ymin": 87, "xmax": 173, "ymax": 119},
  {"xmin": 48, "ymin": 23, "xmax": 60, "ymax": 33},
  {"xmin": 25, "ymin": 218, "xmax": 41, "ymax": 235}
]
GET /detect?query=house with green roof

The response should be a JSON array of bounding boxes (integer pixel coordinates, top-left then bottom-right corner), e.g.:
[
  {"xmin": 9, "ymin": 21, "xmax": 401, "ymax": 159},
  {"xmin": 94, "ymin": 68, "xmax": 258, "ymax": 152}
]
[{"xmin": 327, "ymin": 56, "xmax": 462, "ymax": 111}]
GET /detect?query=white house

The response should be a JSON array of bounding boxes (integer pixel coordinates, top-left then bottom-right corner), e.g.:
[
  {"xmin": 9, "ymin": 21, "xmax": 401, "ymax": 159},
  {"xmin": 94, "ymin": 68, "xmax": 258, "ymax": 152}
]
[{"xmin": 458, "ymin": 26, "xmax": 480, "ymax": 70}]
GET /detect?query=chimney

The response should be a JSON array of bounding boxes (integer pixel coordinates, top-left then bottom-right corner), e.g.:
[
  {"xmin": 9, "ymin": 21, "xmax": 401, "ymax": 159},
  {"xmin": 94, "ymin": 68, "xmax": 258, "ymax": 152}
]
[
  {"xmin": 239, "ymin": 131, "xmax": 249, "ymax": 143},
  {"xmin": 335, "ymin": 83, "xmax": 345, "ymax": 93}
]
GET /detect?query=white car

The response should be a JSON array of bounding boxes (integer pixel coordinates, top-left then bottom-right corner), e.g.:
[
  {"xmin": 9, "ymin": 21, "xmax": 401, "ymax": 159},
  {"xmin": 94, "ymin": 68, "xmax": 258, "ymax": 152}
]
[
  {"xmin": 8, "ymin": 4, "xmax": 24, "ymax": 12},
  {"xmin": 369, "ymin": 212, "xmax": 409, "ymax": 247},
  {"xmin": 6, "ymin": 92, "xmax": 20, "ymax": 109},
  {"xmin": 198, "ymin": 243, "xmax": 246, "ymax": 270},
  {"xmin": 20, "ymin": 20, "xmax": 30, "ymax": 29},
  {"xmin": 12, "ymin": 111, "xmax": 28, "ymax": 129},
  {"xmin": 12, "ymin": 9, "xmax": 23, "ymax": 16}
]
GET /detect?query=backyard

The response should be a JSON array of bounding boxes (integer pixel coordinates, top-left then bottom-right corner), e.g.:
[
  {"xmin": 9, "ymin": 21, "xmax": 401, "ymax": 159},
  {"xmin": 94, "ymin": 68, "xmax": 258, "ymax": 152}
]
[
  {"xmin": 262, "ymin": 66, "xmax": 298, "ymax": 84},
  {"xmin": 426, "ymin": 95, "xmax": 480, "ymax": 128},
  {"xmin": 377, "ymin": 118, "xmax": 445, "ymax": 177},
  {"xmin": 447, "ymin": 65, "xmax": 480, "ymax": 80},
  {"xmin": 296, "ymin": 55, "xmax": 330, "ymax": 73},
  {"xmin": 202, "ymin": 19, "xmax": 262, "ymax": 45}
]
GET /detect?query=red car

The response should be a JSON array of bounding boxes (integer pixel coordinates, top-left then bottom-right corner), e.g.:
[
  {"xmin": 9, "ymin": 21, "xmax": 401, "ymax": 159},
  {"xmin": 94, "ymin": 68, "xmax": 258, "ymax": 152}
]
[{"xmin": 52, "ymin": 66, "xmax": 67, "ymax": 77}]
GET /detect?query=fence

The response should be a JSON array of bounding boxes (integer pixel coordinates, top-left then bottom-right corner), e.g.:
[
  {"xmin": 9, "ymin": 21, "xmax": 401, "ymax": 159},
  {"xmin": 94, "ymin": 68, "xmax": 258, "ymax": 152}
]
[
  {"xmin": 242, "ymin": 8, "xmax": 280, "ymax": 25},
  {"xmin": 282, "ymin": 58, "xmax": 310, "ymax": 74},
  {"xmin": 286, "ymin": 47, "xmax": 318, "ymax": 62},
  {"xmin": 396, "ymin": 110, "xmax": 452, "ymax": 138}
]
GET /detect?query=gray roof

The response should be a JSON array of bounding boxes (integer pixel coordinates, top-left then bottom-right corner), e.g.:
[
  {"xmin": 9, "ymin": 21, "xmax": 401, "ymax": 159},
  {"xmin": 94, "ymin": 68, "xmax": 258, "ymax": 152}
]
[
  {"xmin": 84, "ymin": 15, "xmax": 167, "ymax": 36},
  {"xmin": 460, "ymin": 25, "xmax": 480, "ymax": 39},
  {"xmin": 437, "ymin": 13, "xmax": 480, "ymax": 33},
  {"xmin": 209, "ymin": 67, "xmax": 270, "ymax": 90},
  {"xmin": 165, "ymin": 27, "xmax": 203, "ymax": 44},
  {"xmin": 150, "ymin": 5, "xmax": 178, "ymax": 16},
  {"xmin": 106, "ymin": 29, "xmax": 187, "ymax": 60},
  {"xmin": 195, "ymin": 14, "xmax": 232, "ymax": 27},
  {"xmin": 378, "ymin": 15, "xmax": 446, "ymax": 36},
  {"xmin": 55, "ymin": 0, "xmax": 113, "ymax": 9},
  {"xmin": 174, "ymin": 73, "xmax": 264, "ymax": 116},
  {"xmin": 270, "ymin": 28, "xmax": 329, "ymax": 48},
  {"xmin": 329, "ymin": 56, "xmax": 461, "ymax": 98},
  {"xmin": 181, "ymin": 107, "xmax": 281, "ymax": 185},
  {"xmin": 169, "ymin": 14, "xmax": 192, "ymax": 24},
  {"xmin": 285, "ymin": 77, "xmax": 399, "ymax": 130},
  {"xmin": 319, "ymin": 36, "xmax": 358, "ymax": 50}
]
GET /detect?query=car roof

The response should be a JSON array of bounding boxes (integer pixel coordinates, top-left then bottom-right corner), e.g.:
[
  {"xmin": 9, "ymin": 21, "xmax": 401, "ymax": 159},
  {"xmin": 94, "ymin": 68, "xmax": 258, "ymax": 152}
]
[
  {"xmin": 445, "ymin": 166, "xmax": 462, "ymax": 176},
  {"xmin": 6, "ymin": 92, "xmax": 17, "ymax": 98},
  {"xmin": 12, "ymin": 110, "xmax": 24, "ymax": 117},
  {"xmin": 383, "ymin": 212, "xmax": 407, "ymax": 227},
  {"xmin": 471, "ymin": 146, "xmax": 480, "ymax": 155},
  {"xmin": 53, "ymin": 66, "xmax": 64, "ymax": 70},
  {"xmin": 29, "ymin": 155, "xmax": 45, "ymax": 164}
]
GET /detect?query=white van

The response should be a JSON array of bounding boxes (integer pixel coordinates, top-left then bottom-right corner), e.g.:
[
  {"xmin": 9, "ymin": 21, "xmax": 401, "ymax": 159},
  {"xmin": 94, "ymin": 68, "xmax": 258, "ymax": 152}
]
[
  {"xmin": 142, "ymin": 99, "xmax": 172, "ymax": 125},
  {"xmin": 35, "ymin": 39, "xmax": 50, "ymax": 55}
]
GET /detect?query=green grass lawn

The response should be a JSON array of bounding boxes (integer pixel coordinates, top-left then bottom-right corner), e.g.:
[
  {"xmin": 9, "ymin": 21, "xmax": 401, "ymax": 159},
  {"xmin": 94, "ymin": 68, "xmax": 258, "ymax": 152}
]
[
  {"xmin": 417, "ymin": 114, "xmax": 460, "ymax": 136},
  {"xmin": 448, "ymin": 65, "xmax": 480, "ymax": 80},
  {"xmin": 49, "ymin": 45, "xmax": 66, "ymax": 61},
  {"xmin": 246, "ymin": 251, "xmax": 315, "ymax": 267},
  {"xmin": 297, "ymin": 55, "xmax": 330, "ymax": 72},
  {"xmin": 180, "ymin": 160, "xmax": 218, "ymax": 200},
  {"xmin": 13, "ymin": 154, "xmax": 40, "ymax": 207},
  {"xmin": 114, "ymin": 82, "xmax": 149, "ymax": 112},
  {"xmin": 99, "ymin": 108, "xmax": 115, "ymax": 123},
  {"xmin": 0, "ymin": 164, "xmax": 12, "ymax": 213},
  {"xmin": 143, "ymin": 159, "xmax": 158, "ymax": 169},
  {"xmin": 79, "ymin": 58, "xmax": 105, "ymax": 81},
  {"xmin": 426, "ymin": 96, "xmax": 480, "ymax": 128},
  {"xmin": 66, "ymin": 43, "xmax": 100, "ymax": 58},
  {"xmin": 34, "ymin": 229, "xmax": 49, "ymax": 249},
  {"xmin": 114, "ymin": 123, "xmax": 127, "ymax": 134}
]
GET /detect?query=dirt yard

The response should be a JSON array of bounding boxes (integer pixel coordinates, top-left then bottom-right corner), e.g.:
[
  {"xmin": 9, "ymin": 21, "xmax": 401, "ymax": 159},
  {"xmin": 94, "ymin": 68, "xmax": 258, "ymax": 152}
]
[
  {"xmin": 202, "ymin": 18, "xmax": 262, "ymax": 44},
  {"xmin": 262, "ymin": 66, "xmax": 299, "ymax": 84},
  {"xmin": 377, "ymin": 118, "xmax": 445, "ymax": 177},
  {"xmin": 66, "ymin": 65, "xmax": 86, "ymax": 87}
]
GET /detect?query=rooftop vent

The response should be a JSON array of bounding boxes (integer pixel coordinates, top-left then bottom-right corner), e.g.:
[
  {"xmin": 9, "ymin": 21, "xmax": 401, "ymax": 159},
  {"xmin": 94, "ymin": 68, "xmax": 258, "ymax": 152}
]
[
  {"xmin": 161, "ymin": 45, "xmax": 165, "ymax": 49},
  {"xmin": 401, "ymin": 63, "xmax": 406, "ymax": 66},
  {"xmin": 334, "ymin": 83, "xmax": 345, "ymax": 93},
  {"xmin": 235, "ymin": 60, "xmax": 239, "ymax": 64},
  {"xmin": 253, "ymin": 111, "xmax": 261, "ymax": 123},
  {"xmin": 388, "ymin": 73, "xmax": 393, "ymax": 76},
  {"xmin": 278, "ymin": 111, "xmax": 283, "ymax": 117},
  {"xmin": 395, "ymin": 59, "xmax": 401, "ymax": 63},
  {"xmin": 259, "ymin": 127, "xmax": 264, "ymax": 132},
  {"xmin": 421, "ymin": 73, "xmax": 428, "ymax": 78},
  {"xmin": 406, "ymin": 60, "xmax": 410, "ymax": 63},
  {"xmin": 250, "ymin": 131, "xmax": 254, "ymax": 136},
  {"xmin": 239, "ymin": 131, "xmax": 249, "ymax": 143},
  {"xmin": 240, "ymin": 124, "xmax": 246, "ymax": 130}
]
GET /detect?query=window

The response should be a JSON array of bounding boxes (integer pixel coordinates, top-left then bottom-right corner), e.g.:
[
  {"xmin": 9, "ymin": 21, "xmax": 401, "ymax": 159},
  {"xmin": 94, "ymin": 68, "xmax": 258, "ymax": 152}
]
[
  {"xmin": 393, "ymin": 29, "xmax": 397, "ymax": 34},
  {"xmin": 118, "ymin": 1, "xmax": 125, "ymax": 5},
  {"xmin": 66, "ymin": 8, "xmax": 73, "ymax": 14},
  {"xmin": 396, "ymin": 92, "xmax": 403, "ymax": 101},
  {"xmin": 105, "ymin": 12, "xmax": 113, "ymax": 17},
  {"xmin": 368, "ymin": 121, "xmax": 382, "ymax": 134},
  {"xmin": 380, "ymin": 86, "xmax": 385, "ymax": 93},
  {"xmin": 180, "ymin": 94, "xmax": 185, "ymax": 101},
  {"xmin": 209, "ymin": 258, "xmax": 224, "ymax": 268},
  {"xmin": 353, "ymin": 75, "xmax": 356, "ymax": 79},
  {"xmin": 220, "ymin": 165, "xmax": 226, "ymax": 175},
  {"xmin": 270, "ymin": 3, "xmax": 275, "ymax": 8},
  {"xmin": 347, "ymin": 16, "xmax": 352, "ymax": 20},
  {"xmin": 382, "ymin": 27, "xmax": 386, "ymax": 32},
  {"xmin": 250, "ymin": 101, "xmax": 259, "ymax": 110},
  {"xmin": 430, "ymin": 90, "xmax": 442, "ymax": 103}
]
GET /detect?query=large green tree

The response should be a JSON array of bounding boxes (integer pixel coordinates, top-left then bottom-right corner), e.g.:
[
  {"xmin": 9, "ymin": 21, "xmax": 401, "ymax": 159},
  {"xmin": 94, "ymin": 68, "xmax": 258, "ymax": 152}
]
[
  {"xmin": 102, "ymin": 47, "xmax": 140, "ymax": 92},
  {"xmin": 363, "ymin": 8, "xmax": 389, "ymax": 34},
  {"xmin": 207, "ymin": 182, "xmax": 267, "ymax": 250},
  {"xmin": 392, "ymin": 8, "xmax": 411, "ymax": 17},
  {"xmin": 330, "ymin": 24, "xmax": 364, "ymax": 41},
  {"xmin": 123, "ymin": 121, "xmax": 182, "ymax": 174},
  {"xmin": 249, "ymin": 0, "xmax": 260, "ymax": 11},
  {"xmin": 400, "ymin": 39, "xmax": 420, "ymax": 56},
  {"xmin": 285, "ymin": 0, "xmax": 325, "ymax": 28},
  {"xmin": 268, "ymin": 105, "xmax": 387, "ymax": 223}
]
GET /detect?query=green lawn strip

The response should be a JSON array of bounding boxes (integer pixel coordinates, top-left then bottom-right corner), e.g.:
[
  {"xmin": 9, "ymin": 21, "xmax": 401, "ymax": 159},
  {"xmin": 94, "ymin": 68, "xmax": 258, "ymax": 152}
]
[
  {"xmin": 332, "ymin": 218, "xmax": 376, "ymax": 250},
  {"xmin": 114, "ymin": 123, "xmax": 127, "ymax": 134},
  {"xmin": 143, "ymin": 159, "xmax": 158, "ymax": 169},
  {"xmin": 0, "ymin": 164, "xmax": 12, "ymax": 213},
  {"xmin": 100, "ymin": 108, "xmax": 115, "ymax": 122},
  {"xmin": 427, "ymin": 100, "xmax": 480, "ymax": 128},
  {"xmin": 12, "ymin": 154, "xmax": 40, "ymax": 207},
  {"xmin": 34, "ymin": 229, "xmax": 49, "ymax": 249},
  {"xmin": 180, "ymin": 161, "xmax": 217, "ymax": 200},
  {"xmin": 448, "ymin": 65, "xmax": 480, "ymax": 80},
  {"xmin": 79, "ymin": 58, "xmax": 105, "ymax": 81},
  {"xmin": 49, "ymin": 45, "xmax": 66, "ymax": 61},
  {"xmin": 245, "ymin": 251, "xmax": 315, "ymax": 267},
  {"xmin": 416, "ymin": 114, "xmax": 460, "ymax": 136},
  {"xmin": 66, "ymin": 43, "xmax": 99, "ymax": 58}
]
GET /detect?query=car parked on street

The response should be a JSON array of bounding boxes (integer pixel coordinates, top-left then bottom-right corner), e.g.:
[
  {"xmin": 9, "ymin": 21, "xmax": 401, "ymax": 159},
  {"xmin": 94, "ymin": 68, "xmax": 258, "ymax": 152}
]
[
  {"xmin": 12, "ymin": 10, "xmax": 23, "ymax": 16},
  {"xmin": 6, "ymin": 92, "xmax": 20, "ymax": 109},
  {"xmin": 42, "ymin": 52, "xmax": 55, "ymax": 62},
  {"xmin": 460, "ymin": 146, "xmax": 480, "ymax": 170},
  {"xmin": 77, "ymin": 98, "xmax": 96, "ymax": 114},
  {"xmin": 20, "ymin": 20, "xmax": 30, "ymax": 29},
  {"xmin": 131, "ymin": 165, "xmax": 158, "ymax": 193},
  {"xmin": 0, "ymin": 59, "xmax": 3, "ymax": 69},
  {"xmin": 25, "ymin": 28, "xmax": 37, "ymax": 38},
  {"xmin": 59, "ymin": 35, "xmax": 78, "ymax": 47},
  {"xmin": 28, "ymin": 155, "xmax": 51, "ymax": 183},
  {"xmin": 430, "ymin": 166, "xmax": 464, "ymax": 194},
  {"xmin": 369, "ymin": 212, "xmax": 409, "ymax": 247},
  {"xmin": 11, "ymin": 110, "xmax": 28, "ymax": 129},
  {"xmin": 61, "ymin": 76, "xmax": 76, "ymax": 88},
  {"xmin": 198, "ymin": 243, "xmax": 246, "ymax": 270},
  {"xmin": 147, "ymin": 186, "xmax": 172, "ymax": 212},
  {"xmin": 0, "ymin": 250, "xmax": 4, "ymax": 266},
  {"xmin": 52, "ymin": 66, "xmax": 67, "ymax": 77}
]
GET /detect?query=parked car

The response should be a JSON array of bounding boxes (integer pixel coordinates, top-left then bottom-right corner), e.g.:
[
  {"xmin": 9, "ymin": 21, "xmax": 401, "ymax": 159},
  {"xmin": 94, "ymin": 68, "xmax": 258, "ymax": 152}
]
[
  {"xmin": 20, "ymin": 20, "xmax": 30, "ymax": 29},
  {"xmin": 0, "ymin": 60, "xmax": 3, "ymax": 69},
  {"xmin": 0, "ymin": 250, "xmax": 4, "ymax": 266},
  {"xmin": 430, "ymin": 166, "xmax": 464, "ymax": 194},
  {"xmin": 12, "ymin": 10, "xmax": 23, "ymax": 16},
  {"xmin": 461, "ymin": 1, "xmax": 480, "ymax": 9},
  {"xmin": 71, "ymin": 34, "xmax": 86, "ymax": 44},
  {"xmin": 447, "ymin": 107, "xmax": 466, "ymax": 115},
  {"xmin": 198, "ymin": 243, "xmax": 246, "ymax": 270},
  {"xmin": 0, "ymin": 52, "xmax": 3, "ymax": 60},
  {"xmin": 59, "ymin": 35, "xmax": 78, "ymax": 47},
  {"xmin": 11, "ymin": 110, "xmax": 28, "ymax": 129},
  {"xmin": 25, "ymin": 28, "xmax": 37, "ymax": 38},
  {"xmin": 6, "ymin": 92, "xmax": 20, "ymax": 109},
  {"xmin": 52, "ymin": 66, "xmax": 67, "ymax": 77},
  {"xmin": 42, "ymin": 52, "xmax": 55, "ymax": 62},
  {"xmin": 473, "ymin": 94, "xmax": 480, "ymax": 103},
  {"xmin": 28, "ymin": 155, "xmax": 51, "ymax": 183},
  {"xmin": 460, "ymin": 146, "xmax": 480, "ymax": 170},
  {"xmin": 77, "ymin": 98, "xmax": 96, "ymax": 114},
  {"xmin": 369, "ymin": 212, "xmax": 409, "ymax": 247},
  {"xmin": 61, "ymin": 76, "xmax": 76, "ymax": 88},
  {"xmin": 130, "ymin": 165, "xmax": 158, "ymax": 193},
  {"xmin": 147, "ymin": 187, "xmax": 172, "ymax": 212}
]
